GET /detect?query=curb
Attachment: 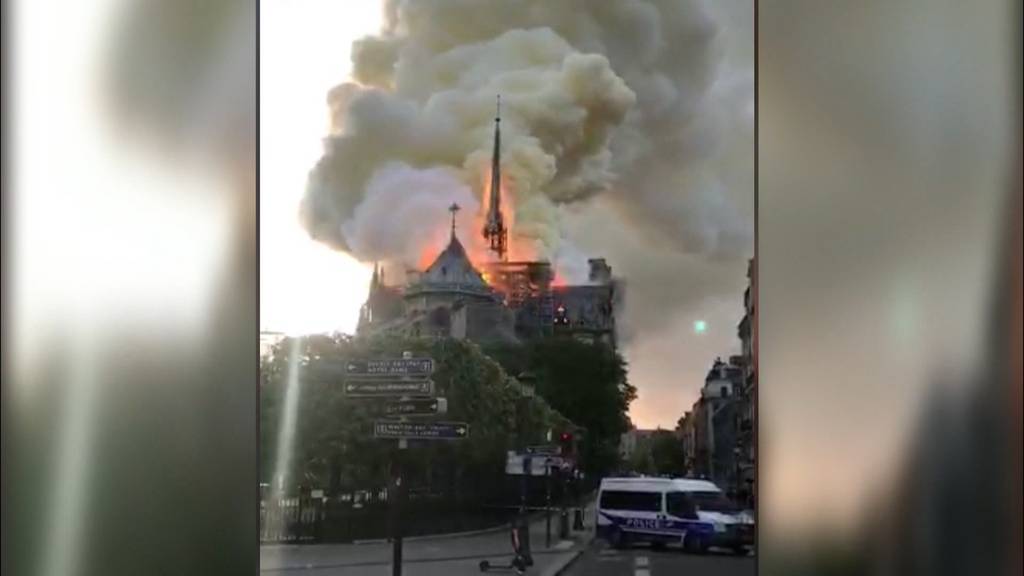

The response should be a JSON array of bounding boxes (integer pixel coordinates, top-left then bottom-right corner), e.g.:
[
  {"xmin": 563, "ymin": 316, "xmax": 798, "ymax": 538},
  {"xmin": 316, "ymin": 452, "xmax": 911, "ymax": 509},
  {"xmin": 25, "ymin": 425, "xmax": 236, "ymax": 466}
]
[
  {"xmin": 274, "ymin": 503, "xmax": 594, "ymax": 548},
  {"xmin": 353, "ymin": 522, "xmax": 510, "ymax": 545},
  {"xmin": 261, "ymin": 535, "xmax": 597, "ymax": 573},
  {"xmin": 540, "ymin": 546, "xmax": 587, "ymax": 576}
]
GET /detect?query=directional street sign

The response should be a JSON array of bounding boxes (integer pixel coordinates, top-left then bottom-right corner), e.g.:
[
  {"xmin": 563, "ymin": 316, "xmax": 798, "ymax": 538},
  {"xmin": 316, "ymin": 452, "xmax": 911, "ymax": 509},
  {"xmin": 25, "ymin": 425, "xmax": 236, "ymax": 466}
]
[
  {"xmin": 379, "ymin": 397, "xmax": 448, "ymax": 417},
  {"xmin": 373, "ymin": 421, "xmax": 469, "ymax": 440},
  {"xmin": 506, "ymin": 452, "xmax": 566, "ymax": 476},
  {"xmin": 525, "ymin": 445, "xmax": 561, "ymax": 456},
  {"xmin": 344, "ymin": 358, "xmax": 434, "ymax": 378},
  {"xmin": 344, "ymin": 380, "xmax": 433, "ymax": 397}
]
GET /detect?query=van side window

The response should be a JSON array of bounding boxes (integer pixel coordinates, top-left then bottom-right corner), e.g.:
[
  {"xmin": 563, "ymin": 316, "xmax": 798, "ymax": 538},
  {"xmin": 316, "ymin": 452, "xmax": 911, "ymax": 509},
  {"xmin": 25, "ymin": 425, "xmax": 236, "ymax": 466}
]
[
  {"xmin": 666, "ymin": 492, "xmax": 698, "ymax": 519},
  {"xmin": 599, "ymin": 490, "xmax": 662, "ymax": 512}
]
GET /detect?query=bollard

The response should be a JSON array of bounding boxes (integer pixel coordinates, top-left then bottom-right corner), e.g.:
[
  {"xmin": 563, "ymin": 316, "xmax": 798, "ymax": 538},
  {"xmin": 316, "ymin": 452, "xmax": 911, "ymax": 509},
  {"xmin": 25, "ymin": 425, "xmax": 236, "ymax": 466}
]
[
  {"xmin": 559, "ymin": 509, "xmax": 570, "ymax": 539},
  {"xmin": 516, "ymin": 516, "xmax": 533, "ymax": 566},
  {"xmin": 573, "ymin": 507, "xmax": 584, "ymax": 531}
]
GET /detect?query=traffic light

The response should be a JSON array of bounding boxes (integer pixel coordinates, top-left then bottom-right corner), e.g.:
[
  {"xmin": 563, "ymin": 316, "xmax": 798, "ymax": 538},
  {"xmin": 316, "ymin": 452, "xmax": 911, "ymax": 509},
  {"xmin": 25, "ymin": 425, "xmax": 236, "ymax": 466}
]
[{"xmin": 558, "ymin": 431, "xmax": 574, "ymax": 456}]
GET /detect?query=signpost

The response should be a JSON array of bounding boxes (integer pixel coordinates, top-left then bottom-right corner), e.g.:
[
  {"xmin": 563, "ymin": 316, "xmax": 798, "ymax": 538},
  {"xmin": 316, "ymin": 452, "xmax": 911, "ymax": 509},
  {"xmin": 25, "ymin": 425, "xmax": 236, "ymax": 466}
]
[
  {"xmin": 545, "ymin": 458, "xmax": 553, "ymax": 548},
  {"xmin": 506, "ymin": 452, "xmax": 565, "ymax": 476},
  {"xmin": 339, "ymin": 353, "xmax": 464, "ymax": 576},
  {"xmin": 344, "ymin": 380, "xmax": 433, "ymax": 397},
  {"xmin": 378, "ymin": 398, "xmax": 447, "ymax": 417},
  {"xmin": 373, "ymin": 421, "xmax": 469, "ymax": 440},
  {"xmin": 344, "ymin": 358, "xmax": 434, "ymax": 378}
]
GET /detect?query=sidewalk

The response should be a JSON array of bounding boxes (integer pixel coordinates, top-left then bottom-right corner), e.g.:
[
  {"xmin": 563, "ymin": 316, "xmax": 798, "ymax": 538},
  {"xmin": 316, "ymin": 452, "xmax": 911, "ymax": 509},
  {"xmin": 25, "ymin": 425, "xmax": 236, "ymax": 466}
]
[{"xmin": 261, "ymin": 501, "xmax": 595, "ymax": 576}]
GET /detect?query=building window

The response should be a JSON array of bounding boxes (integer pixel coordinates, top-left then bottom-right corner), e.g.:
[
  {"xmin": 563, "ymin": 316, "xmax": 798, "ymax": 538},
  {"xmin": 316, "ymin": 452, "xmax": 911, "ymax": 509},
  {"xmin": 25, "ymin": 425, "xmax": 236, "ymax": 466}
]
[{"xmin": 721, "ymin": 386, "xmax": 729, "ymax": 397}]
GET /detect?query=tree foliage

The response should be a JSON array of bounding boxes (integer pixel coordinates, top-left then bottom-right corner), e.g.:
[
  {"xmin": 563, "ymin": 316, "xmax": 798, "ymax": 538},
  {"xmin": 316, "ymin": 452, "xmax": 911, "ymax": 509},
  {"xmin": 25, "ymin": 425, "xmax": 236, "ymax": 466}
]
[
  {"xmin": 485, "ymin": 338, "xmax": 637, "ymax": 477},
  {"xmin": 260, "ymin": 334, "xmax": 571, "ymax": 496},
  {"xmin": 648, "ymin": 430, "xmax": 686, "ymax": 477},
  {"xmin": 626, "ymin": 430, "xmax": 684, "ymax": 477},
  {"xmin": 628, "ymin": 441, "xmax": 657, "ymax": 476}
]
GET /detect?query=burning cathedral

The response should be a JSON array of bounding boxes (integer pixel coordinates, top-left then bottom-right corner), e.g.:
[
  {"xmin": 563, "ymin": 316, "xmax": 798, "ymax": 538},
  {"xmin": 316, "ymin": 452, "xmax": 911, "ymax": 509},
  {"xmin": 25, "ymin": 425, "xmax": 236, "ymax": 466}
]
[{"xmin": 357, "ymin": 99, "xmax": 621, "ymax": 348}]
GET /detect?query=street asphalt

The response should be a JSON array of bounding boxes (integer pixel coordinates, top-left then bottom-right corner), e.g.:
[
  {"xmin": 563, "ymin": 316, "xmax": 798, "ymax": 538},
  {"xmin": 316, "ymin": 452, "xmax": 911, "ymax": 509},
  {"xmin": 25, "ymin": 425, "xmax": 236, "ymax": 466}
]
[{"xmin": 561, "ymin": 538, "xmax": 755, "ymax": 576}]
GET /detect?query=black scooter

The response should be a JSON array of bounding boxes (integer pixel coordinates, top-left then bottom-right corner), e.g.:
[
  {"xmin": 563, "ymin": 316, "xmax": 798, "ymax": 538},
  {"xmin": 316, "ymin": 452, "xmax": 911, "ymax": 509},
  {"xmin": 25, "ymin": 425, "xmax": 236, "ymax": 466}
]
[{"xmin": 479, "ymin": 520, "xmax": 533, "ymax": 574}]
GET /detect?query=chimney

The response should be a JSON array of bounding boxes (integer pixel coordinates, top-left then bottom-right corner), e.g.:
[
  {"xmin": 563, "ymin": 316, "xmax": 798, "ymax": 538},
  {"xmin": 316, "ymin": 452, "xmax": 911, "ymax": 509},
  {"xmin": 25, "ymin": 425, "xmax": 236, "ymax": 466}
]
[{"xmin": 588, "ymin": 258, "xmax": 611, "ymax": 283}]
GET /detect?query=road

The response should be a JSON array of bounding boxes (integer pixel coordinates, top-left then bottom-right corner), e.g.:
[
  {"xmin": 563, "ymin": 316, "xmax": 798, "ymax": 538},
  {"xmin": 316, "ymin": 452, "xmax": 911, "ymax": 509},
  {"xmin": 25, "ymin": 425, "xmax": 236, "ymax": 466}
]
[
  {"xmin": 261, "ymin": 505, "xmax": 593, "ymax": 576},
  {"xmin": 561, "ymin": 539, "xmax": 754, "ymax": 576}
]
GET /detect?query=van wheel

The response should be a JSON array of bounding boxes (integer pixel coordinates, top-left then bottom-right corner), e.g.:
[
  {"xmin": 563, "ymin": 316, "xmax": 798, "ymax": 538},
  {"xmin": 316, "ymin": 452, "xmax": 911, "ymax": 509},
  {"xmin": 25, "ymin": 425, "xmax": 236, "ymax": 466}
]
[{"xmin": 683, "ymin": 534, "xmax": 705, "ymax": 554}]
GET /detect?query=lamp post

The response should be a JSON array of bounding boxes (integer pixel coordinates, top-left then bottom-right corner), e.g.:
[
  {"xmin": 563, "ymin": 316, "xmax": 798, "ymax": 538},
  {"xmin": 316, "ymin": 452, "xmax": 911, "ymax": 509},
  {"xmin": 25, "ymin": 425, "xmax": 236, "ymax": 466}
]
[
  {"xmin": 733, "ymin": 446, "xmax": 742, "ymax": 502},
  {"xmin": 544, "ymin": 457, "xmax": 553, "ymax": 548},
  {"xmin": 517, "ymin": 372, "xmax": 536, "ymax": 505},
  {"xmin": 516, "ymin": 372, "xmax": 536, "ymax": 564}
]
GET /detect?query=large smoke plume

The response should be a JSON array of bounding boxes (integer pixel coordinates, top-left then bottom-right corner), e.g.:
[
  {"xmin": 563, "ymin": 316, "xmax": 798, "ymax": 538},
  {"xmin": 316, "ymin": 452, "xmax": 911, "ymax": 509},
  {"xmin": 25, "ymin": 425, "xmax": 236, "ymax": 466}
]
[
  {"xmin": 301, "ymin": 0, "xmax": 753, "ymax": 424},
  {"xmin": 302, "ymin": 0, "xmax": 750, "ymax": 265}
]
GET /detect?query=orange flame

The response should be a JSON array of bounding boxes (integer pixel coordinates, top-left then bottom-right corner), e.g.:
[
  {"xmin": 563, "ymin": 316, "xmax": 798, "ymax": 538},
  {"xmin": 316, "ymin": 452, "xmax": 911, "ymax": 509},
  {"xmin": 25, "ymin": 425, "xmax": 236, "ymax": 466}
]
[{"xmin": 414, "ymin": 167, "xmax": 550, "ymax": 281}]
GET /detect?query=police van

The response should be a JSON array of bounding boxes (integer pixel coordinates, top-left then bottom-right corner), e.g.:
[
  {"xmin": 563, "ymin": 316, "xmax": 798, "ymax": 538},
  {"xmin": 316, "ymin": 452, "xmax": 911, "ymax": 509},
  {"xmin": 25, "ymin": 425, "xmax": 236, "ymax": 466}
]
[{"xmin": 596, "ymin": 477, "xmax": 753, "ymax": 554}]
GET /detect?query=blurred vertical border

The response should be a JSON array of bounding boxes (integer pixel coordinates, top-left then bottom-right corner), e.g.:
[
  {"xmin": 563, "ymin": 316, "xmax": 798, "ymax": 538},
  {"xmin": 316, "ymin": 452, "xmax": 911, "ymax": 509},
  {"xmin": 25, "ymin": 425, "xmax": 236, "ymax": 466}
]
[
  {"xmin": 758, "ymin": 1, "xmax": 1022, "ymax": 575},
  {"xmin": 3, "ymin": 0, "xmax": 257, "ymax": 574}
]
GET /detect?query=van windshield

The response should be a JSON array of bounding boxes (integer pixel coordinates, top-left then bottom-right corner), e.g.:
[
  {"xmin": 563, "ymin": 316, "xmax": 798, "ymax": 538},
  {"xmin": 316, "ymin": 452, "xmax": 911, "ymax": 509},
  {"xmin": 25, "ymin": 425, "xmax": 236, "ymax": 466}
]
[{"xmin": 690, "ymin": 491, "xmax": 737, "ymax": 513}]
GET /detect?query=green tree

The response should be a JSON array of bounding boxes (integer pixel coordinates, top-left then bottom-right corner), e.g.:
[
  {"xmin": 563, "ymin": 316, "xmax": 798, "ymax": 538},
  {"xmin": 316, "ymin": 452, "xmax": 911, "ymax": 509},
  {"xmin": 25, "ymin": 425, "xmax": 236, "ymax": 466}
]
[
  {"xmin": 260, "ymin": 334, "xmax": 571, "ymax": 497},
  {"xmin": 648, "ymin": 430, "xmax": 686, "ymax": 477},
  {"xmin": 485, "ymin": 338, "xmax": 636, "ymax": 478},
  {"xmin": 628, "ymin": 442, "xmax": 657, "ymax": 476}
]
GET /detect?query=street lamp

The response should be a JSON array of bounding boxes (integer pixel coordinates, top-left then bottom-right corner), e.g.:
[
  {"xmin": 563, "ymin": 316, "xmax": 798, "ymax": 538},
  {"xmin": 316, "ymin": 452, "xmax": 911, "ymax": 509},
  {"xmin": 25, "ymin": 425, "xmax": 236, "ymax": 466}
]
[
  {"xmin": 517, "ymin": 372, "xmax": 536, "ymax": 448},
  {"xmin": 516, "ymin": 371, "xmax": 536, "ymax": 467},
  {"xmin": 732, "ymin": 446, "xmax": 742, "ymax": 502},
  {"xmin": 515, "ymin": 372, "xmax": 536, "ymax": 566}
]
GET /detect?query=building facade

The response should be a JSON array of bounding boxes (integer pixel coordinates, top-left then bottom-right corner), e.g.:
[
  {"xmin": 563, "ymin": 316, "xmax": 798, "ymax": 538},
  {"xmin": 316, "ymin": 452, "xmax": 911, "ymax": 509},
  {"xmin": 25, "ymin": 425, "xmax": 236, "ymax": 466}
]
[
  {"xmin": 735, "ymin": 258, "xmax": 756, "ymax": 505},
  {"xmin": 355, "ymin": 101, "xmax": 620, "ymax": 348},
  {"xmin": 678, "ymin": 356, "xmax": 746, "ymax": 495},
  {"xmin": 619, "ymin": 427, "xmax": 656, "ymax": 462},
  {"xmin": 356, "ymin": 232, "xmax": 620, "ymax": 348}
]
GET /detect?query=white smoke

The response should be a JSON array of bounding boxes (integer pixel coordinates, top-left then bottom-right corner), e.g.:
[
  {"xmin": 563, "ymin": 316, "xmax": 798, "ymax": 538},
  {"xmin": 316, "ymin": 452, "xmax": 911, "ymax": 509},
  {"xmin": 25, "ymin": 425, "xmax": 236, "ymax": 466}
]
[
  {"xmin": 339, "ymin": 162, "xmax": 479, "ymax": 267},
  {"xmin": 302, "ymin": 0, "xmax": 751, "ymax": 257},
  {"xmin": 301, "ymin": 0, "xmax": 754, "ymax": 334},
  {"xmin": 304, "ymin": 21, "xmax": 638, "ymax": 259}
]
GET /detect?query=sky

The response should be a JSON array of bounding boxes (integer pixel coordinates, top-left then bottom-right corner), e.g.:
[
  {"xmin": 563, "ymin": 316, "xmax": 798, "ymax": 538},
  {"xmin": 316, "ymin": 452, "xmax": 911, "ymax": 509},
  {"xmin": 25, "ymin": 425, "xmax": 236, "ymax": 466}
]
[
  {"xmin": 259, "ymin": 0, "xmax": 751, "ymax": 429},
  {"xmin": 259, "ymin": 0, "xmax": 380, "ymax": 336}
]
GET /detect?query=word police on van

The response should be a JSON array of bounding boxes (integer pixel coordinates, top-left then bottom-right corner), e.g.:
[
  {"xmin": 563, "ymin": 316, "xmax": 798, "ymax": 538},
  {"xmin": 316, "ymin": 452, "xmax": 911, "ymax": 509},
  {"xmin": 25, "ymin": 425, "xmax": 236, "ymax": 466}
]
[{"xmin": 596, "ymin": 477, "xmax": 753, "ymax": 554}]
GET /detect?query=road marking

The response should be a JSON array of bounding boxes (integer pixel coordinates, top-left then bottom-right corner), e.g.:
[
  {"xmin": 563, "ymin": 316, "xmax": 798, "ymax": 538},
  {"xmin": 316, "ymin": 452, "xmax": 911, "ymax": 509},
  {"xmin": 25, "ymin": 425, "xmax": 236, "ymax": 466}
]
[
  {"xmin": 635, "ymin": 570, "xmax": 650, "ymax": 576},
  {"xmin": 635, "ymin": 556, "xmax": 649, "ymax": 568}
]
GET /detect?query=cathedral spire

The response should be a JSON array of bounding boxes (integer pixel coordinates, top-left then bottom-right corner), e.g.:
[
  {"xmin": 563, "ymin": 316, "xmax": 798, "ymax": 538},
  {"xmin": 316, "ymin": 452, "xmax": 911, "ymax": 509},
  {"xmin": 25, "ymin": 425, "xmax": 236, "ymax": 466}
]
[
  {"xmin": 482, "ymin": 95, "xmax": 508, "ymax": 260},
  {"xmin": 449, "ymin": 202, "xmax": 461, "ymax": 240}
]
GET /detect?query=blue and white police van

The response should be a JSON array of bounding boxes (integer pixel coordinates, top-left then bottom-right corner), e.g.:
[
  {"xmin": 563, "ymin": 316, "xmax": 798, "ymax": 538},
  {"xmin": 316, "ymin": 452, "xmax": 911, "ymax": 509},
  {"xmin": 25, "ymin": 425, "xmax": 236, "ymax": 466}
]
[{"xmin": 596, "ymin": 477, "xmax": 753, "ymax": 554}]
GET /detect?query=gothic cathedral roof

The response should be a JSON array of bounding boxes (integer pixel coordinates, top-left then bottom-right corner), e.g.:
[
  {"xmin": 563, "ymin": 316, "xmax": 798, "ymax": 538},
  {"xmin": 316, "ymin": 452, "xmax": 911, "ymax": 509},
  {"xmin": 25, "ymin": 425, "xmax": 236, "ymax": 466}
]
[{"xmin": 418, "ymin": 236, "xmax": 489, "ymax": 290}]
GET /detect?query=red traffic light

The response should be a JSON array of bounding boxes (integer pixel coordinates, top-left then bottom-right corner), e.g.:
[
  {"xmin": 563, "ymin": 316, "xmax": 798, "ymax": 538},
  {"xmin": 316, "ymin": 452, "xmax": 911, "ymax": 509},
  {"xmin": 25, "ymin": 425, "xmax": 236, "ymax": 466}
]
[{"xmin": 559, "ymin": 432, "xmax": 572, "ymax": 442}]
